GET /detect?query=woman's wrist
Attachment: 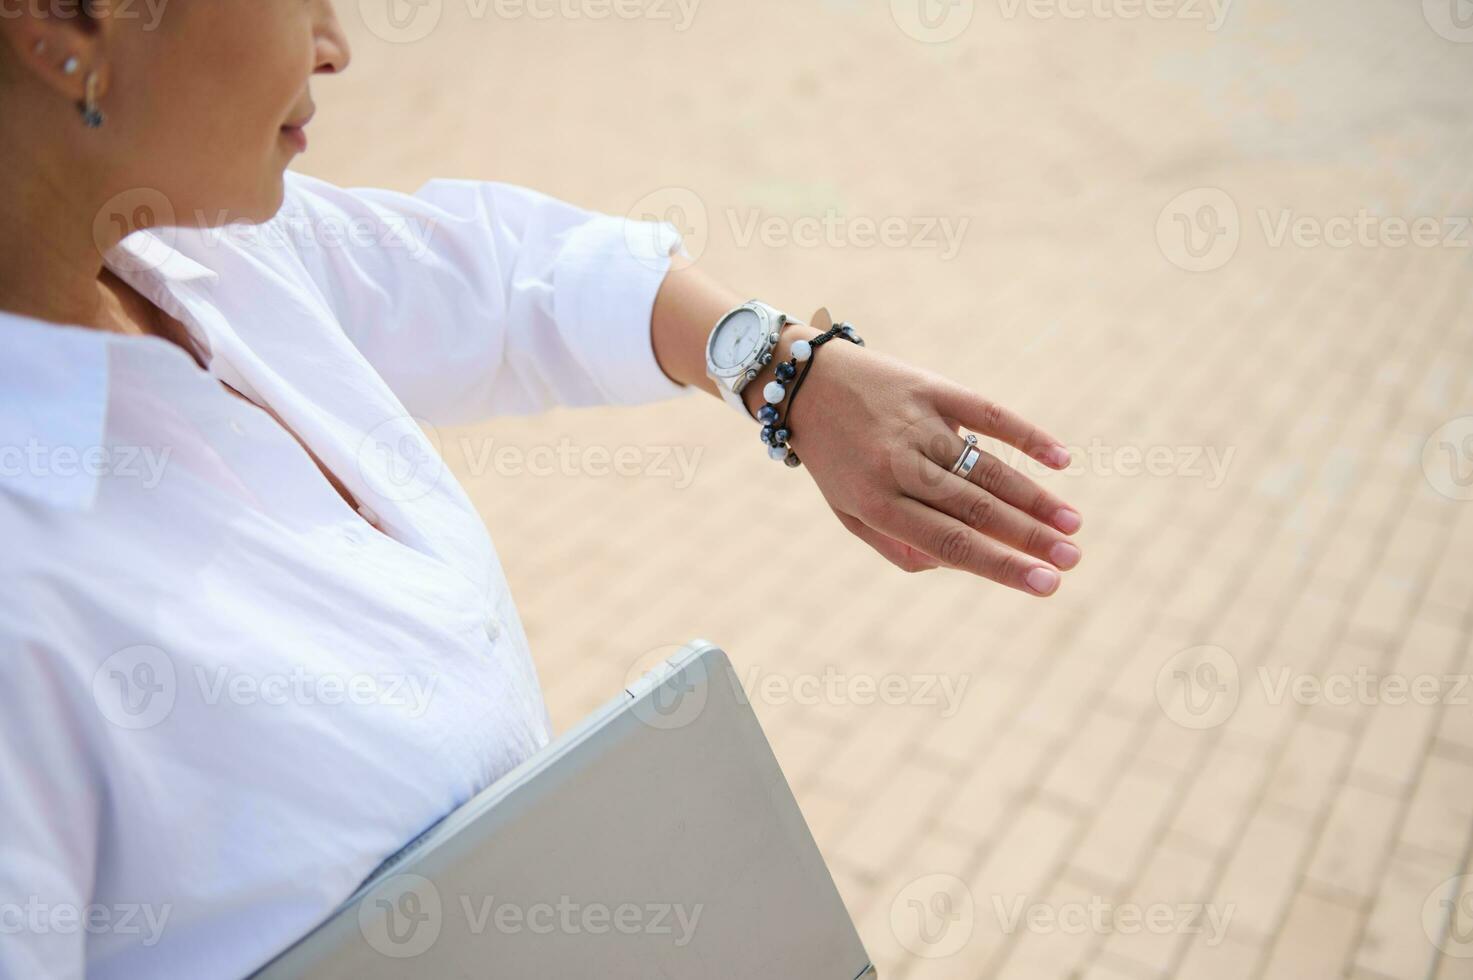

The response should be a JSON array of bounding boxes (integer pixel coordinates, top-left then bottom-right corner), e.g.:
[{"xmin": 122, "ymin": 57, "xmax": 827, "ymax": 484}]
[{"xmin": 740, "ymin": 318, "xmax": 825, "ymax": 422}]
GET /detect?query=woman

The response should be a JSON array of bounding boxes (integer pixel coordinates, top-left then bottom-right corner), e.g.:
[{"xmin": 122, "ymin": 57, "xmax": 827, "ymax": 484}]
[{"xmin": 0, "ymin": 1, "xmax": 1083, "ymax": 975}]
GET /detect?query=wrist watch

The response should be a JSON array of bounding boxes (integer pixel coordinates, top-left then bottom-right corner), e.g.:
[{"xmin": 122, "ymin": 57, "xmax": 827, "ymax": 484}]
[{"xmin": 705, "ymin": 300, "xmax": 793, "ymax": 420}]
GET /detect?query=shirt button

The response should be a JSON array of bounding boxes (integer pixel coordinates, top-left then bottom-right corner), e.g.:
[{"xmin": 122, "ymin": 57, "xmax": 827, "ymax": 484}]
[
  {"xmin": 229, "ymin": 420, "xmax": 246, "ymax": 436},
  {"xmin": 485, "ymin": 618, "xmax": 503, "ymax": 642}
]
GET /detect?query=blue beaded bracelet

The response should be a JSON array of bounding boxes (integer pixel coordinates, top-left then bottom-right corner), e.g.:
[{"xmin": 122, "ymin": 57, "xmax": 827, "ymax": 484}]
[{"xmin": 758, "ymin": 320, "xmax": 865, "ymax": 467}]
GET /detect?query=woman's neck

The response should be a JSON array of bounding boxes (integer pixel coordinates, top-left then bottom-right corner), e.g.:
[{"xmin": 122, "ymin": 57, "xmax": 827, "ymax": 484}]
[{"xmin": 0, "ymin": 132, "xmax": 128, "ymax": 332}]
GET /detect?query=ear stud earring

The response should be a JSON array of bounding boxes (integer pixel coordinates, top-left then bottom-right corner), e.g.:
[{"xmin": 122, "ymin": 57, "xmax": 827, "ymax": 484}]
[{"xmin": 63, "ymin": 56, "xmax": 79, "ymax": 74}]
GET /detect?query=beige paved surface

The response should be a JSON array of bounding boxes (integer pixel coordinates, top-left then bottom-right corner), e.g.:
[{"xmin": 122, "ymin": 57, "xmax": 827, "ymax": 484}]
[{"xmin": 301, "ymin": 0, "xmax": 1473, "ymax": 975}]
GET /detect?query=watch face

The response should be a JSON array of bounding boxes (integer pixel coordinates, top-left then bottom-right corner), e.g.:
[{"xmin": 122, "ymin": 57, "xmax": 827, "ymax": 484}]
[{"xmin": 709, "ymin": 308, "xmax": 765, "ymax": 372}]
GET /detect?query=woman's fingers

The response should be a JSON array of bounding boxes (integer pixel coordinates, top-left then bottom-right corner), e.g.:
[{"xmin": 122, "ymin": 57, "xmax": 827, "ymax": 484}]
[
  {"xmin": 858, "ymin": 492, "xmax": 1065, "ymax": 596},
  {"xmin": 965, "ymin": 448, "xmax": 1082, "ymax": 534},
  {"xmin": 901, "ymin": 420, "xmax": 1082, "ymax": 535},
  {"xmin": 918, "ymin": 475, "xmax": 1081, "ymax": 571},
  {"xmin": 831, "ymin": 506, "xmax": 941, "ymax": 574},
  {"xmin": 935, "ymin": 383, "xmax": 1072, "ymax": 471}
]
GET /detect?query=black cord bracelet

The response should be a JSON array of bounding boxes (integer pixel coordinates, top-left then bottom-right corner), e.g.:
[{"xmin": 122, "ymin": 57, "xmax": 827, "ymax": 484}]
[{"xmin": 757, "ymin": 320, "xmax": 865, "ymax": 468}]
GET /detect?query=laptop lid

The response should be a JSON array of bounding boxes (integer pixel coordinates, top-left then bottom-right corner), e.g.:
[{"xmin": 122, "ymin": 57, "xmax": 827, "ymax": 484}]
[{"xmin": 249, "ymin": 639, "xmax": 875, "ymax": 979}]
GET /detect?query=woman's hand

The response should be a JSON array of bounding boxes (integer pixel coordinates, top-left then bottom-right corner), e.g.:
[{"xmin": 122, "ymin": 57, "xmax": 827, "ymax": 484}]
[{"xmin": 778, "ymin": 318, "xmax": 1083, "ymax": 596}]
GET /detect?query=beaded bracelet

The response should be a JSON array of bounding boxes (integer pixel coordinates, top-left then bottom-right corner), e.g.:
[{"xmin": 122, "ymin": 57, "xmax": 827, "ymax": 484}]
[{"xmin": 757, "ymin": 319, "xmax": 865, "ymax": 467}]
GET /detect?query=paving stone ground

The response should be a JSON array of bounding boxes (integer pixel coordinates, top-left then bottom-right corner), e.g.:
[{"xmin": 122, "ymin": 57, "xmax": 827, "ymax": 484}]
[{"xmin": 303, "ymin": 1, "xmax": 1473, "ymax": 975}]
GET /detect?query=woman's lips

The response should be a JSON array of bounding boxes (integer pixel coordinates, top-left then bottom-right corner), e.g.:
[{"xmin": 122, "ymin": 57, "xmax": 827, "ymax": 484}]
[{"xmin": 280, "ymin": 125, "xmax": 309, "ymax": 153}]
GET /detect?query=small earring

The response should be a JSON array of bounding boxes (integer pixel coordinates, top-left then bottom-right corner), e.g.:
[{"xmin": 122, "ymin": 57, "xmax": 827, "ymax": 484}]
[
  {"xmin": 62, "ymin": 56, "xmax": 79, "ymax": 75},
  {"xmin": 80, "ymin": 71, "xmax": 104, "ymax": 129}
]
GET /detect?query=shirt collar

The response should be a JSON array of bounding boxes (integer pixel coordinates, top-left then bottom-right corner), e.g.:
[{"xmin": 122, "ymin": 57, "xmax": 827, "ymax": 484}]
[{"xmin": 0, "ymin": 229, "xmax": 218, "ymax": 512}]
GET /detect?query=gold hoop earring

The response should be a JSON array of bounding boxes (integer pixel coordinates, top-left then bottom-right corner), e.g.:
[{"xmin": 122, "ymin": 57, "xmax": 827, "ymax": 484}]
[{"xmin": 80, "ymin": 70, "xmax": 104, "ymax": 129}]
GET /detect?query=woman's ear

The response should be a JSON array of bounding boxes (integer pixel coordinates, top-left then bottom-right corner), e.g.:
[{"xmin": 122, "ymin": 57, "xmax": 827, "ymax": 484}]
[{"xmin": 0, "ymin": 6, "xmax": 111, "ymax": 105}]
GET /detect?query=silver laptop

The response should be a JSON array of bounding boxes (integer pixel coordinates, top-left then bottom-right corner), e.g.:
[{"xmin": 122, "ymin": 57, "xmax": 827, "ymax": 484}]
[{"xmin": 249, "ymin": 639, "xmax": 876, "ymax": 979}]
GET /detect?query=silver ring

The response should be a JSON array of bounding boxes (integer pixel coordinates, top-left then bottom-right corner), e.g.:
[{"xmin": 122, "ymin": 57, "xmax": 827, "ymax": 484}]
[
  {"xmin": 954, "ymin": 447, "xmax": 981, "ymax": 480},
  {"xmin": 949, "ymin": 433, "xmax": 979, "ymax": 474}
]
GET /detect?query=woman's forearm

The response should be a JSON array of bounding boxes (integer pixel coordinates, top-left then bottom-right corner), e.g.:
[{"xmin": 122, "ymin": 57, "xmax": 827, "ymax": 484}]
[{"xmin": 649, "ymin": 253, "xmax": 742, "ymax": 397}]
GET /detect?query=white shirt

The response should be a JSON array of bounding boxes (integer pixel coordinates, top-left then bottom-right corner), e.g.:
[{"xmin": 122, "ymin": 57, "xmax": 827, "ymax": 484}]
[{"xmin": 0, "ymin": 171, "xmax": 695, "ymax": 978}]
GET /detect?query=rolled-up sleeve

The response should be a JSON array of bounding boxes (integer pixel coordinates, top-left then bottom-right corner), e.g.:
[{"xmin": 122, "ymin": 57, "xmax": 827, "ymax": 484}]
[{"xmin": 271, "ymin": 170, "xmax": 696, "ymax": 424}]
